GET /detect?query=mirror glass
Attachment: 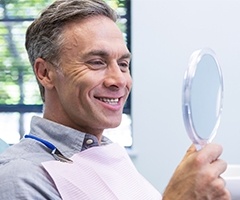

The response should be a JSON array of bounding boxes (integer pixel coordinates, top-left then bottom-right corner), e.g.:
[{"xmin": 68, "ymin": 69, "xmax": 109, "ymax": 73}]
[{"xmin": 182, "ymin": 48, "xmax": 223, "ymax": 149}]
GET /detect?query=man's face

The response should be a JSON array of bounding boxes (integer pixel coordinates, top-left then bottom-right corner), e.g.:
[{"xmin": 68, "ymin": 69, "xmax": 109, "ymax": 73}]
[{"xmin": 50, "ymin": 16, "xmax": 132, "ymax": 137}]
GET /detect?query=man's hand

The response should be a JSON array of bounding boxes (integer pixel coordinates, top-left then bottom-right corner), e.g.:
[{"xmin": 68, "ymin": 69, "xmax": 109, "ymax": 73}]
[{"xmin": 162, "ymin": 143, "xmax": 231, "ymax": 200}]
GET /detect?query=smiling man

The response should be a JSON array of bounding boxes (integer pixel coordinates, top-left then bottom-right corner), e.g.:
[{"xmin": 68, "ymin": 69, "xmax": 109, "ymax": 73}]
[
  {"xmin": 0, "ymin": 0, "xmax": 230, "ymax": 199},
  {"xmin": 35, "ymin": 15, "xmax": 132, "ymax": 139}
]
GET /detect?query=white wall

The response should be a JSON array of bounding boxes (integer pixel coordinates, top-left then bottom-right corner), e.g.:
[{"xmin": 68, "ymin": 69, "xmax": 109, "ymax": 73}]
[{"xmin": 131, "ymin": 0, "xmax": 240, "ymax": 193}]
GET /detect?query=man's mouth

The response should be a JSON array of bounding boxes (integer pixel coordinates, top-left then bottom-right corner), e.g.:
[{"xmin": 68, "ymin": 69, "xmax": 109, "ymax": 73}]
[{"xmin": 98, "ymin": 97, "xmax": 119, "ymax": 105}]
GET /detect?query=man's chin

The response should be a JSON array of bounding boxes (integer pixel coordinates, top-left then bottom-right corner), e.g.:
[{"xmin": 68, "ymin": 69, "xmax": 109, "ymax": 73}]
[{"xmin": 105, "ymin": 120, "xmax": 122, "ymax": 129}]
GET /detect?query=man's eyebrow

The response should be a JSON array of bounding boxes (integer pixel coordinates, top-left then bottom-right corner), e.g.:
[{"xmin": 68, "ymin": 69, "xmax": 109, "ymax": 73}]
[
  {"xmin": 85, "ymin": 50, "xmax": 108, "ymax": 57},
  {"xmin": 83, "ymin": 50, "xmax": 131, "ymax": 60},
  {"xmin": 120, "ymin": 52, "xmax": 132, "ymax": 60}
]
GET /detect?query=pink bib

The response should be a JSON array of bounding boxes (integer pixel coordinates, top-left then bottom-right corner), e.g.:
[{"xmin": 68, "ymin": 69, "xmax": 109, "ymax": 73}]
[{"xmin": 42, "ymin": 143, "xmax": 162, "ymax": 200}]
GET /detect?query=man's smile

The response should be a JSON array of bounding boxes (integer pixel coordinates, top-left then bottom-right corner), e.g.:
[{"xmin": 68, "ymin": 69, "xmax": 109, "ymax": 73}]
[{"xmin": 97, "ymin": 97, "xmax": 120, "ymax": 105}]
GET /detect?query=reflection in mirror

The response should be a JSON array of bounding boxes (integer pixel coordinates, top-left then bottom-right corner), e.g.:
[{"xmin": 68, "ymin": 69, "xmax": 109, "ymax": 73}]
[{"xmin": 182, "ymin": 48, "xmax": 223, "ymax": 149}]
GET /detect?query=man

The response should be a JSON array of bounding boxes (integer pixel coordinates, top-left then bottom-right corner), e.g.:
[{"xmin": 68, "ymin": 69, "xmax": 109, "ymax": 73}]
[{"xmin": 0, "ymin": 0, "xmax": 230, "ymax": 199}]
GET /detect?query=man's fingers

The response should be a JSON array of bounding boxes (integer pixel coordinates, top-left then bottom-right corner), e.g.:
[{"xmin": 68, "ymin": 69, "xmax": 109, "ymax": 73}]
[
  {"xmin": 211, "ymin": 159, "xmax": 228, "ymax": 177},
  {"xmin": 199, "ymin": 143, "xmax": 223, "ymax": 163}
]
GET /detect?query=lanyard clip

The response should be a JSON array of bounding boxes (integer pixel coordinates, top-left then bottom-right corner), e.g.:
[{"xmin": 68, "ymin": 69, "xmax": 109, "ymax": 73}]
[
  {"xmin": 51, "ymin": 148, "xmax": 73, "ymax": 163},
  {"xmin": 25, "ymin": 134, "xmax": 73, "ymax": 163}
]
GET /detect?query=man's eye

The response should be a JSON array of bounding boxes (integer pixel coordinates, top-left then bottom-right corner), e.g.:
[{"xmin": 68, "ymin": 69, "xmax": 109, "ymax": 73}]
[
  {"xmin": 86, "ymin": 60, "xmax": 107, "ymax": 69},
  {"xmin": 118, "ymin": 62, "xmax": 130, "ymax": 72}
]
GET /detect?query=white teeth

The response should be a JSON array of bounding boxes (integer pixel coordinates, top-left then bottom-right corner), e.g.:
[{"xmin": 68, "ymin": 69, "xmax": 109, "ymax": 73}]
[{"xmin": 99, "ymin": 98, "xmax": 119, "ymax": 104}]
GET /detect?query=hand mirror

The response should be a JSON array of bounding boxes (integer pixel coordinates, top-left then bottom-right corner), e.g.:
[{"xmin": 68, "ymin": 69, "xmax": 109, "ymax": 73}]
[{"xmin": 182, "ymin": 48, "xmax": 223, "ymax": 150}]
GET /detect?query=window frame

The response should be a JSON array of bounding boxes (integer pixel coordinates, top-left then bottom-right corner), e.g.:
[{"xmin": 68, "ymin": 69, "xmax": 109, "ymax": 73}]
[{"xmin": 0, "ymin": 0, "xmax": 132, "ymax": 141}]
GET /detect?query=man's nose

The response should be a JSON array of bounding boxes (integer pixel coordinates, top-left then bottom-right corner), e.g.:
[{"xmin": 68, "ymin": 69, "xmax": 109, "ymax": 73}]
[{"xmin": 103, "ymin": 63, "xmax": 127, "ymax": 90}]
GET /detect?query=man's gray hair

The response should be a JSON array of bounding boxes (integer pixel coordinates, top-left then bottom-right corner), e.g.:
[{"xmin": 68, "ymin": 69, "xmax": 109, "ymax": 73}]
[{"xmin": 25, "ymin": 0, "xmax": 118, "ymax": 102}]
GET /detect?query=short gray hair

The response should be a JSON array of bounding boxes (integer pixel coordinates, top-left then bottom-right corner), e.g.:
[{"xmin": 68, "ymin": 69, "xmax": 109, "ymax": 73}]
[{"xmin": 25, "ymin": 0, "xmax": 118, "ymax": 102}]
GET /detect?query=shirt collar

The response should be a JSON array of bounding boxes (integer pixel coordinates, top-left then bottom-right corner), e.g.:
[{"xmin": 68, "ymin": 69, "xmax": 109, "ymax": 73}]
[{"xmin": 30, "ymin": 116, "xmax": 112, "ymax": 157}]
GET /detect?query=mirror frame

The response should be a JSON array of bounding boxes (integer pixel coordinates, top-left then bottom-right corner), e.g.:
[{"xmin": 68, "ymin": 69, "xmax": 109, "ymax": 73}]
[{"xmin": 182, "ymin": 48, "xmax": 224, "ymax": 148}]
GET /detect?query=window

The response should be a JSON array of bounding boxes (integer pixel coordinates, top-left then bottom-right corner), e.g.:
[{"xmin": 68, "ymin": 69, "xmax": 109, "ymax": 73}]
[{"xmin": 0, "ymin": 0, "xmax": 132, "ymax": 147}]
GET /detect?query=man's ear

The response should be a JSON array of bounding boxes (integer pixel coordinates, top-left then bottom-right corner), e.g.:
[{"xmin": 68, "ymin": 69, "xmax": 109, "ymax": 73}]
[{"xmin": 34, "ymin": 58, "xmax": 55, "ymax": 90}]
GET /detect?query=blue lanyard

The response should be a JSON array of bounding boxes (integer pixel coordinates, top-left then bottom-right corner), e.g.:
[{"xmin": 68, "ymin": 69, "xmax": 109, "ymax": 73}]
[{"xmin": 25, "ymin": 135, "xmax": 72, "ymax": 163}]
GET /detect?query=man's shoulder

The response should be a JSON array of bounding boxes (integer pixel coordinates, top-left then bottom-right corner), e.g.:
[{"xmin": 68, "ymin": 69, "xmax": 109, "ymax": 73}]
[
  {"xmin": 0, "ymin": 142, "xmax": 61, "ymax": 199},
  {"xmin": 0, "ymin": 145, "xmax": 48, "ymax": 179},
  {"xmin": 0, "ymin": 139, "xmax": 54, "ymax": 176}
]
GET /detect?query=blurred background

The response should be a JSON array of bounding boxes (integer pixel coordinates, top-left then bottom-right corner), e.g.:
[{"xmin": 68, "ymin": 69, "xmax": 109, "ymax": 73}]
[
  {"xmin": 0, "ymin": 0, "xmax": 132, "ymax": 146},
  {"xmin": 131, "ymin": 0, "xmax": 240, "ymax": 192}
]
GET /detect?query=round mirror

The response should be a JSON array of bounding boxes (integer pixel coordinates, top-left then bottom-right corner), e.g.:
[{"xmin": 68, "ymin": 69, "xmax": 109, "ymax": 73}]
[{"xmin": 182, "ymin": 48, "xmax": 223, "ymax": 149}]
